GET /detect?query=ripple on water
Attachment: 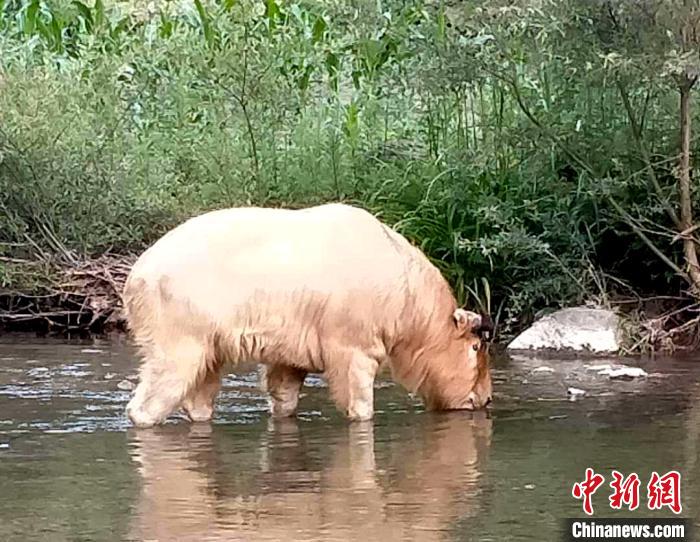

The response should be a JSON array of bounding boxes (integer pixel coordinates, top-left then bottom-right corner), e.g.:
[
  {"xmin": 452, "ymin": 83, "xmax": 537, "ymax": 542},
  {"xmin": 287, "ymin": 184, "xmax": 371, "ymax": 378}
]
[{"xmin": 0, "ymin": 337, "xmax": 699, "ymax": 542}]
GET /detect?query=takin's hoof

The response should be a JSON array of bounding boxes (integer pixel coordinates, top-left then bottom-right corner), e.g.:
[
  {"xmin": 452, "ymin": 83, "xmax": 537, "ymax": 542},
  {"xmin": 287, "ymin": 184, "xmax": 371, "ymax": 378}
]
[
  {"xmin": 270, "ymin": 405, "xmax": 298, "ymax": 418},
  {"xmin": 269, "ymin": 397, "xmax": 299, "ymax": 418},
  {"xmin": 346, "ymin": 408, "xmax": 374, "ymax": 422},
  {"xmin": 183, "ymin": 406, "xmax": 214, "ymax": 423},
  {"xmin": 126, "ymin": 401, "xmax": 160, "ymax": 428}
]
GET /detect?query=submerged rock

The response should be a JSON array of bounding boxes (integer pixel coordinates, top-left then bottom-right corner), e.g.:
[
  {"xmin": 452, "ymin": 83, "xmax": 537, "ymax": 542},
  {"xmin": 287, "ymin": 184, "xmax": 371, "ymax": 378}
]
[
  {"xmin": 507, "ymin": 307, "xmax": 621, "ymax": 353},
  {"xmin": 532, "ymin": 366, "xmax": 555, "ymax": 374},
  {"xmin": 597, "ymin": 366, "xmax": 647, "ymax": 379},
  {"xmin": 567, "ymin": 387, "xmax": 586, "ymax": 401},
  {"xmin": 117, "ymin": 379, "xmax": 136, "ymax": 391},
  {"xmin": 567, "ymin": 387, "xmax": 586, "ymax": 396}
]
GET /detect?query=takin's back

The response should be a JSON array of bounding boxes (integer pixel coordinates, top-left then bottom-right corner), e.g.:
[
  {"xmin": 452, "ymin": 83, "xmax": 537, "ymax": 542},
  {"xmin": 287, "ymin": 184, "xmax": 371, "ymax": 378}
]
[{"xmin": 123, "ymin": 203, "xmax": 453, "ymax": 366}]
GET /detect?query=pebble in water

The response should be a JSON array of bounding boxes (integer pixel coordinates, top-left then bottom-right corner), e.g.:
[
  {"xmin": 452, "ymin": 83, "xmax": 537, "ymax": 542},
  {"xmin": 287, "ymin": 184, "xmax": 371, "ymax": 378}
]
[
  {"xmin": 567, "ymin": 387, "xmax": 587, "ymax": 402},
  {"xmin": 597, "ymin": 367, "xmax": 648, "ymax": 379},
  {"xmin": 567, "ymin": 387, "xmax": 586, "ymax": 397},
  {"xmin": 532, "ymin": 366, "xmax": 555, "ymax": 374},
  {"xmin": 117, "ymin": 380, "xmax": 136, "ymax": 391}
]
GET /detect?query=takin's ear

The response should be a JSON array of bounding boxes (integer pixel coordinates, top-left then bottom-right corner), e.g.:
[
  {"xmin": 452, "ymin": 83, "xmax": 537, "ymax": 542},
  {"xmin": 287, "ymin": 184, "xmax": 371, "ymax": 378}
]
[{"xmin": 453, "ymin": 309, "xmax": 495, "ymax": 341}]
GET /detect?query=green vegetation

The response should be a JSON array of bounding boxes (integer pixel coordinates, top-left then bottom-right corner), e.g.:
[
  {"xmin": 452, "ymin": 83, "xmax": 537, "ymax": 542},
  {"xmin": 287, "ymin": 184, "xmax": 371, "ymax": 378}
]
[{"xmin": 2, "ymin": 0, "xmax": 700, "ymax": 342}]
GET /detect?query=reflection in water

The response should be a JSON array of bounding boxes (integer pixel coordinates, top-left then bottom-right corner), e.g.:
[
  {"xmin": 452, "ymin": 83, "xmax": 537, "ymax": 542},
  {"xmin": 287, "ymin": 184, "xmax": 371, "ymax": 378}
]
[
  {"xmin": 128, "ymin": 414, "xmax": 492, "ymax": 542},
  {"xmin": 3, "ymin": 338, "xmax": 700, "ymax": 541}
]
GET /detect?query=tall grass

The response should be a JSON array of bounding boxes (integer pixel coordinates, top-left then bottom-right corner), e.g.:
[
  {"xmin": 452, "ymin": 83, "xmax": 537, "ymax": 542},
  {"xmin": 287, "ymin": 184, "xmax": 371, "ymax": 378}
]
[{"xmin": 0, "ymin": 0, "xmax": 695, "ymax": 334}]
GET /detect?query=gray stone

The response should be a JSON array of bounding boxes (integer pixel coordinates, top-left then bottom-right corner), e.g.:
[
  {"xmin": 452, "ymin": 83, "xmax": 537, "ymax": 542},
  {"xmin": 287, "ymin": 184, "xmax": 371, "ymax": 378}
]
[
  {"xmin": 567, "ymin": 387, "xmax": 586, "ymax": 397},
  {"xmin": 597, "ymin": 366, "xmax": 647, "ymax": 379},
  {"xmin": 117, "ymin": 379, "xmax": 136, "ymax": 391},
  {"xmin": 507, "ymin": 307, "xmax": 621, "ymax": 353}
]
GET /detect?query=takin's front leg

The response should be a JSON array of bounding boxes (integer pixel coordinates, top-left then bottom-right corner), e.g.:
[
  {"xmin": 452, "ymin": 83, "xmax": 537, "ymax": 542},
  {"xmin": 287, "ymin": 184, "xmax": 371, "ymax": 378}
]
[
  {"xmin": 262, "ymin": 364, "xmax": 308, "ymax": 418},
  {"xmin": 181, "ymin": 365, "xmax": 223, "ymax": 423},
  {"xmin": 126, "ymin": 337, "xmax": 209, "ymax": 428},
  {"xmin": 325, "ymin": 350, "xmax": 380, "ymax": 422}
]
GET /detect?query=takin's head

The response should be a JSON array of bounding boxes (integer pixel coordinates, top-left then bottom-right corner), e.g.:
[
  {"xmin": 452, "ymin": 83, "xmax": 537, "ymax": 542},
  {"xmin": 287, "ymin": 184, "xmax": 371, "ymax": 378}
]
[{"xmin": 418, "ymin": 309, "xmax": 494, "ymax": 412}]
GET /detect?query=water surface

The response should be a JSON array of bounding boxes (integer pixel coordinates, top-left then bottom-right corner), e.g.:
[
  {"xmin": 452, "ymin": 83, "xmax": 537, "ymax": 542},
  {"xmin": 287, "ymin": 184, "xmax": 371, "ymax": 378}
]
[{"xmin": 1, "ymin": 334, "xmax": 699, "ymax": 541}]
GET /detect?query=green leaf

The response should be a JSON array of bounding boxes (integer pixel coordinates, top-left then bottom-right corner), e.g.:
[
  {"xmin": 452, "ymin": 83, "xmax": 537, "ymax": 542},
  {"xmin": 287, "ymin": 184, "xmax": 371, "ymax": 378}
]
[
  {"xmin": 312, "ymin": 15, "xmax": 326, "ymax": 44},
  {"xmin": 48, "ymin": 16, "xmax": 63, "ymax": 52},
  {"xmin": 72, "ymin": 1, "xmax": 93, "ymax": 32},
  {"xmin": 351, "ymin": 69, "xmax": 361, "ymax": 89},
  {"xmin": 436, "ymin": 6, "xmax": 446, "ymax": 44},
  {"xmin": 159, "ymin": 12, "xmax": 173, "ymax": 38},
  {"xmin": 194, "ymin": 0, "xmax": 214, "ymax": 48},
  {"xmin": 289, "ymin": 4, "xmax": 303, "ymax": 26},
  {"xmin": 222, "ymin": 0, "xmax": 236, "ymax": 11},
  {"xmin": 343, "ymin": 101, "xmax": 360, "ymax": 143},
  {"xmin": 324, "ymin": 51, "xmax": 339, "ymax": 72},
  {"xmin": 110, "ymin": 16, "xmax": 128, "ymax": 41},
  {"xmin": 481, "ymin": 277, "xmax": 491, "ymax": 315},
  {"xmin": 324, "ymin": 51, "xmax": 339, "ymax": 92},
  {"xmin": 94, "ymin": 0, "xmax": 105, "ymax": 27},
  {"xmin": 22, "ymin": 0, "xmax": 40, "ymax": 36},
  {"xmin": 264, "ymin": 0, "xmax": 281, "ymax": 30},
  {"xmin": 297, "ymin": 64, "xmax": 313, "ymax": 92},
  {"xmin": 36, "ymin": 19, "xmax": 51, "ymax": 44}
]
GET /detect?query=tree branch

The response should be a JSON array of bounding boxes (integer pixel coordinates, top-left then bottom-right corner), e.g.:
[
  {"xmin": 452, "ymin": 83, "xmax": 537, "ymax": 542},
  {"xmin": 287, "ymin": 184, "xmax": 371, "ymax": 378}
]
[{"xmin": 616, "ymin": 79, "xmax": 680, "ymax": 228}]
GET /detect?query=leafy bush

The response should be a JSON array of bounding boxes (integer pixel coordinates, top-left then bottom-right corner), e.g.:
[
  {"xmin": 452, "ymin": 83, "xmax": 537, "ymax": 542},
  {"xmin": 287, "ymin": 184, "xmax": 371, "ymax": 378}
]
[{"xmin": 1, "ymin": 0, "xmax": 698, "ymax": 335}]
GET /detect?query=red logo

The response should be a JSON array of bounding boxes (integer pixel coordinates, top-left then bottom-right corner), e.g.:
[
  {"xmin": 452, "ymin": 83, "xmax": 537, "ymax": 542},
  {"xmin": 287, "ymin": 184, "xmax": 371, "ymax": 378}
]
[
  {"xmin": 572, "ymin": 469, "xmax": 682, "ymax": 515},
  {"xmin": 572, "ymin": 468, "xmax": 605, "ymax": 515},
  {"xmin": 609, "ymin": 470, "xmax": 640, "ymax": 511},
  {"xmin": 647, "ymin": 471, "xmax": 682, "ymax": 514}
]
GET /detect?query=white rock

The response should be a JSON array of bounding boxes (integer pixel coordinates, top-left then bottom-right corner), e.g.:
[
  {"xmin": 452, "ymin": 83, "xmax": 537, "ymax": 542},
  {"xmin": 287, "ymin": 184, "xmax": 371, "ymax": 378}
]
[
  {"xmin": 567, "ymin": 387, "xmax": 586, "ymax": 397},
  {"xmin": 597, "ymin": 367, "xmax": 648, "ymax": 379},
  {"xmin": 585, "ymin": 363, "xmax": 614, "ymax": 371},
  {"xmin": 507, "ymin": 307, "xmax": 621, "ymax": 353},
  {"xmin": 532, "ymin": 366, "xmax": 555, "ymax": 373},
  {"xmin": 117, "ymin": 380, "xmax": 136, "ymax": 391}
]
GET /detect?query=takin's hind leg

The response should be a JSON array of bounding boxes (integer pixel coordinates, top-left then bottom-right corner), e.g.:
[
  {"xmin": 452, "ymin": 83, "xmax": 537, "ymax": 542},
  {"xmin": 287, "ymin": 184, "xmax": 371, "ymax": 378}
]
[
  {"xmin": 181, "ymin": 365, "xmax": 223, "ymax": 423},
  {"xmin": 126, "ymin": 338, "xmax": 208, "ymax": 428},
  {"xmin": 262, "ymin": 364, "xmax": 307, "ymax": 418}
]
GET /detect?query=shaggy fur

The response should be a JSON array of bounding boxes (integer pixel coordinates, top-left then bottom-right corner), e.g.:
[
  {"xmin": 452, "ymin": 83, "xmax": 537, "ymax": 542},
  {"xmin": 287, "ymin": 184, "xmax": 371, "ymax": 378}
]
[{"xmin": 123, "ymin": 203, "xmax": 492, "ymax": 427}]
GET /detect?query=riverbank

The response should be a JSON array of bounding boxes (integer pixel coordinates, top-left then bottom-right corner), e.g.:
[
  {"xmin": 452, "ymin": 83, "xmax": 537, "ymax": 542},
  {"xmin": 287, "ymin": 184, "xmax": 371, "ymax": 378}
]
[
  {"xmin": 0, "ymin": 255, "xmax": 134, "ymax": 333},
  {"xmin": 3, "ymin": 252, "xmax": 700, "ymax": 356},
  {"xmin": 3, "ymin": 1, "xmax": 700, "ymax": 347}
]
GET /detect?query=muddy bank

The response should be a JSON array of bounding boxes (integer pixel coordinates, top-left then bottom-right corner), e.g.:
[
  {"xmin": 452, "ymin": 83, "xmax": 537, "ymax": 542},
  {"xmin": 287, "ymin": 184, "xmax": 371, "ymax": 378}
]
[{"xmin": 0, "ymin": 255, "xmax": 134, "ymax": 333}]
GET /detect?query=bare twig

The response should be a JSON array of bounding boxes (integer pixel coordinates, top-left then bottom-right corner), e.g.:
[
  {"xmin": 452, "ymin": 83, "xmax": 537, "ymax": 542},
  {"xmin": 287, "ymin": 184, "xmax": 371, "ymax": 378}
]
[
  {"xmin": 0, "ymin": 254, "xmax": 135, "ymax": 331},
  {"xmin": 616, "ymin": 79, "xmax": 680, "ymax": 228},
  {"xmin": 609, "ymin": 196, "xmax": 692, "ymax": 284}
]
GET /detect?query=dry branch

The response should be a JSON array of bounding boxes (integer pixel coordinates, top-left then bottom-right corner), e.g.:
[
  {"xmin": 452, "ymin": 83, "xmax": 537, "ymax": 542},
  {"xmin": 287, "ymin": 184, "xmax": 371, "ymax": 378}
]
[{"xmin": 0, "ymin": 254, "xmax": 136, "ymax": 331}]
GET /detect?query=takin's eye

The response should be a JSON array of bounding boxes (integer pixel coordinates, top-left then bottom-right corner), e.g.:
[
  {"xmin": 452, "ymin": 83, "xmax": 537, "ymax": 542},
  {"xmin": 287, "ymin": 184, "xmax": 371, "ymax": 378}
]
[{"xmin": 472, "ymin": 343, "xmax": 480, "ymax": 352}]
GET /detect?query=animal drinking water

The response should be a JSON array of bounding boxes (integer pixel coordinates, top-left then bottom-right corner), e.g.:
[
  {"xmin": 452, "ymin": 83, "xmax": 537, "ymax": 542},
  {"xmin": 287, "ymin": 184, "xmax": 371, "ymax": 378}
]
[{"xmin": 123, "ymin": 203, "xmax": 493, "ymax": 427}]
